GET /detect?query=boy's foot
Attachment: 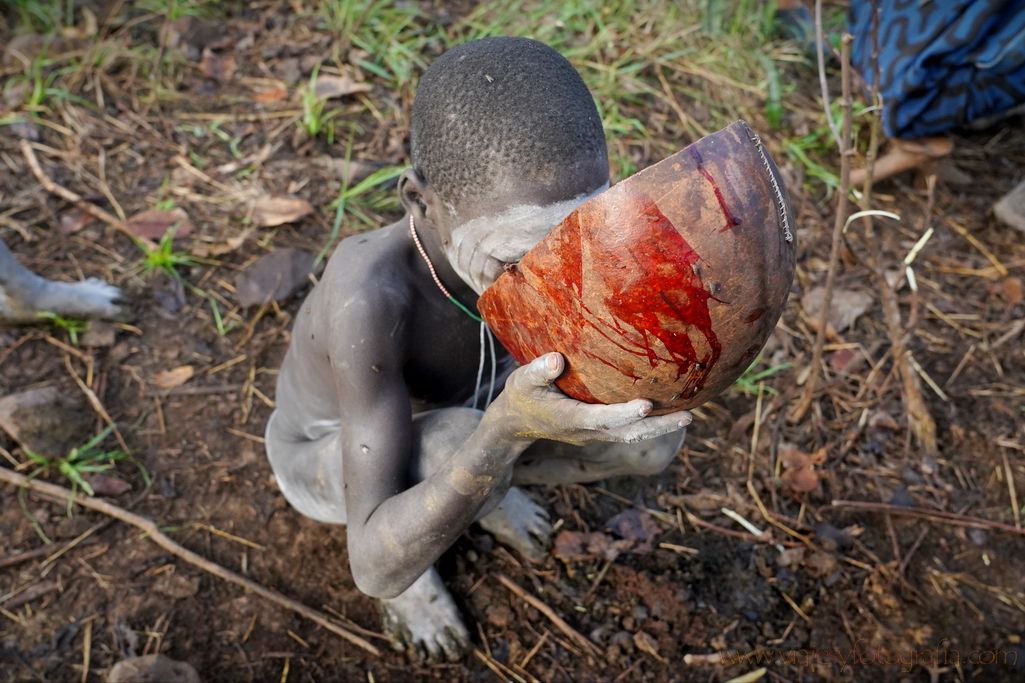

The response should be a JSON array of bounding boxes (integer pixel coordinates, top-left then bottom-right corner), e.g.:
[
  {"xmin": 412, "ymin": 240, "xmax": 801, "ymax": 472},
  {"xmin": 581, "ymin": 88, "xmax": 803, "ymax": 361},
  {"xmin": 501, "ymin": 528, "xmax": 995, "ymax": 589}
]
[
  {"xmin": 380, "ymin": 568, "xmax": 471, "ymax": 661},
  {"xmin": 31, "ymin": 278, "xmax": 124, "ymax": 320},
  {"xmin": 477, "ymin": 486, "xmax": 553, "ymax": 563},
  {"xmin": 850, "ymin": 136, "xmax": 954, "ymax": 187},
  {"xmin": 995, "ymin": 178, "xmax": 1025, "ymax": 233}
]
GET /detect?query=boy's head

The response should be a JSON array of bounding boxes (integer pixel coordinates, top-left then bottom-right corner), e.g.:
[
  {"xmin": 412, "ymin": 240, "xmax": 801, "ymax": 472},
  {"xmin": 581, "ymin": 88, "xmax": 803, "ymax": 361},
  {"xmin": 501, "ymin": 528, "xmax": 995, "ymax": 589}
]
[{"xmin": 400, "ymin": 36, "xmax": 609, "ymax": 294}]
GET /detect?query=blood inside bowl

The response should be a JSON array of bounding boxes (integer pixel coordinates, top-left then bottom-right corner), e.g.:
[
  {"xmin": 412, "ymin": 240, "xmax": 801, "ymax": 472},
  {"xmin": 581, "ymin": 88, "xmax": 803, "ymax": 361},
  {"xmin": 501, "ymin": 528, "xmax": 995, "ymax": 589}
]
[{"xmin": 477, "ymin": 120, "xmax": 796, "ymax": 413}]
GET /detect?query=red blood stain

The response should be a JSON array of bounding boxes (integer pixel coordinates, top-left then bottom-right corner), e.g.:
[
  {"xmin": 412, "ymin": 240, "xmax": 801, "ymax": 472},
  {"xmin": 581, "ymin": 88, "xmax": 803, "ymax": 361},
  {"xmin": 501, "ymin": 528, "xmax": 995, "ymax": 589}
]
[
  {"xmin": 479, "ymin": 191, "xmax": 721, "ymax": 403},
  {"xmin": 584, "ymin": 197, "xmax": 721, "ymax": 391},
  {"xmin": 689, "ymin": 147, "xmax": 741, "ymax": 232}
]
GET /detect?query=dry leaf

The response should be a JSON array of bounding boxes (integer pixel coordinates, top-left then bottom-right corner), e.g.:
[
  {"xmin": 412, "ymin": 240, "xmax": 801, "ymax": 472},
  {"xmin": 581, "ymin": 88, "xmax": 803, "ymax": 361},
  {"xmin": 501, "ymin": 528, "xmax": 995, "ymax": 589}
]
[
  {"xmin": 192, "ymin": 229, "xmax": 252, "ymax": 257},
  {"xmin": 154, "ymin": 365, "xmax": 195, "ymax": 390},
  {"xmin": 829, "ymin": 347, "xmax": 860, "ymax": 373},
  {"xmin": 199, "ymin": 47, "xmax": 236, "ymax": 82},
  {"xmin": 313, "ymin": 73, "xmax": 371, "ymax": 99},
  {"xmin": 780, "ymin": 446, "xmax": 827, "ymax": 494},
  {"xmin": 804, "ymin": 550, "xmax": 838, "ymax": 577},
  {"xmin": 606, "ymin": 508, "xmax": 660, "ymax": 552},
  {"xmin": 251, "ymin": 196, "xmax": 314, "ymax": 227},
  {"xmin": 60, "ymin": 208, "xmax": 96, "ymax": 234},
  {"xmin": 84, "ymin": 474, "xmax": 132, "ymax": 497},
  {"xmin": 1000, "ymin": 276, "xmax": 1023, "ymax": 305},
  {"xmin": 777, "ymin": 546, "xmax": 806, "ymax": 568},
  {"xmin": 801, "ymin": 287, "xmax": 873, "ymax": 334},
  {"xmin": 552, "ymin": 530, "xmax": 629, "ymax": 562},
  {"xmin": 633, "ymin": 631, "xmax": 665, "ymax": 662},
  {"xmin": 253, "ymin": 84, "xmax": 288, "ymax": 103},
  {"xmin": 126, "ymin": 208, "xmax": 193, "ymax": 239},
  {"xmin": 235, "ymin": 248, "xmax": 314, "ymax": 307}
]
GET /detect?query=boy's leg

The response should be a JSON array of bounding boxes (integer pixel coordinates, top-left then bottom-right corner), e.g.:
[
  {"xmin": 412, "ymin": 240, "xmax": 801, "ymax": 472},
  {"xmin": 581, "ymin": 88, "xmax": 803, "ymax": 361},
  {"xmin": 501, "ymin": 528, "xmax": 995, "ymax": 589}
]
[
  {"xmin": 265, "ymin": 410, "xmax": 348, "ymax": 524},
  {"xmin": 385, "ymin": 407, "xmax": 549, "ymax": 661},
  {"xmin": 267, "ymin": 405, "xmax": 543, "ymax": 660},
  {"xmin": 407, "ymin": 408, "xmax": 553, "ymax": 560},
  {"xmin": 510, "ymin": 429, "xmax": 686, "ymax": 486}
]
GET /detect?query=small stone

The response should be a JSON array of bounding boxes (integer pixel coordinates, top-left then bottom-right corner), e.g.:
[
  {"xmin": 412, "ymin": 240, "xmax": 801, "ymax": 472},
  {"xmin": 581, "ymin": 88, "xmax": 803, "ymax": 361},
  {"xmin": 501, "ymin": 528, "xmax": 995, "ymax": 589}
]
[
  {"xmin": 107, "ymin": 654, "xmax": 200, "ymax": 683},
  {"xmin": 0, "ymin": 386, "xmax": 93, "ymax": 457},
  {"xmin": 609, "ymin": 630, "xmax": 633, "ymax": 648},
  {"xmin": 485, "ymin": 603, "xmax": 513, "ymax": 629},
  {"xmin": 589, "ymin": 624, "xmax": 611, "ymax": 644},
  {"xmin": 995, "ymin": 179, "xmax": 1025, "ymax": 233},
  {"xmin": 80, "ymin": 321, "xmax": 117, "ymax": 347},
  {"xmin": 153, "ymin": 572, "xmax": 200, "ymax": 600}
]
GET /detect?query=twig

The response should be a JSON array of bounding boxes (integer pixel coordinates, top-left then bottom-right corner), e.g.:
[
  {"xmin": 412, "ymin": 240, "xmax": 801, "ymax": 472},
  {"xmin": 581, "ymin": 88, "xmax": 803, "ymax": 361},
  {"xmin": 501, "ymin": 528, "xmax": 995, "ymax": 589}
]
[
  {"xmin": 0, "ymin": 579, "xmax": 60, "ymax": 610},
  {"xmin": 81, "ymin": 619, "xmax": 92, "ymax": 683},
  {"xmin": 814, "ymin": 0, "xmax": 840, "ymax": 148},
  {"xmin": 1002, "ymin": 448, "xmax": 1021, "ymax": 530},
  {"xmin": 790, "ymin": 34, "xmax": 854, "ymax": 422},
  {"xmin": 0, "ymin": 544, "xmax": 73, "ymax": 570},
  {"xmin": 61, "ymin": 352, "xmax": 132, "ymax": 457},
  {"xmin": 831, "ymin": 500, "xmax": 1025, "ymax": 537},
  {"xmin": 18, "ymin": 140, "xmax": 154, "ymax": 250},
  {"xmin": 683, "ymin": 510, "xmax": 797, "ymax": 547},
  {"xmin": 0, "ymin": 467, "xmax": 381, "ymax": 656},
  {"xmin": 495, "ymin": 574, "xmax": 599, "ymax": 657}
]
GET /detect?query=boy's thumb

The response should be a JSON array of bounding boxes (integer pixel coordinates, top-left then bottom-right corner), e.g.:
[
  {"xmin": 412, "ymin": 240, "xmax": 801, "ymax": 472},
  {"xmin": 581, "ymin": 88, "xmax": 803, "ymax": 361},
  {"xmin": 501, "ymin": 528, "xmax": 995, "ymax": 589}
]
[{"xmin": 523, "ymin": 352, "xmax": 564, "ymax": 387}]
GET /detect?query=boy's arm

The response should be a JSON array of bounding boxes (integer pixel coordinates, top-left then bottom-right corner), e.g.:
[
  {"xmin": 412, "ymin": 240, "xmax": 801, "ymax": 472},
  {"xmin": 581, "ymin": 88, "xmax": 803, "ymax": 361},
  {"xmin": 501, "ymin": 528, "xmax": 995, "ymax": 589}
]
[
  {"xmin": 334, "ymin": 297, "xmax": 531, "ymax": 599},
  {"xmin": 335, "ymin": 300, "xmax": 690, "ymax": 600}
]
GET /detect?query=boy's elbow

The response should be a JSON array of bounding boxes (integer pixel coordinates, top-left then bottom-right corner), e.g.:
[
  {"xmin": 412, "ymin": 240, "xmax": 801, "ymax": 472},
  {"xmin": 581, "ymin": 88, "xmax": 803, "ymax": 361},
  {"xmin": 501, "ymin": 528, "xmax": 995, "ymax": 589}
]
[
  {"xmin": 352, "ymin": 565, "xmax": 410, "ymax": 600},
  {"xmin": 349, "ymin": 547, "xmax": 413, "ymax": 599}
]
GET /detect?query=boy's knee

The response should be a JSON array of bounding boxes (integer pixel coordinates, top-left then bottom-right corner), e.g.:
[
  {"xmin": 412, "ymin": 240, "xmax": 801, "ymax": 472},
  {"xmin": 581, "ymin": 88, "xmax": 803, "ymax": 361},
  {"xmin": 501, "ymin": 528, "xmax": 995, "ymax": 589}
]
[
  {"xmin": 619, "ymin": 433, "xmax": 683, "ymax": 476},
  {"xmin": 417, "ymin": 407, "xmax": 482, "ymax": 441},
  {"xmin": 410, "ymin": 407, "xmax": 485, "ymax": 480}
]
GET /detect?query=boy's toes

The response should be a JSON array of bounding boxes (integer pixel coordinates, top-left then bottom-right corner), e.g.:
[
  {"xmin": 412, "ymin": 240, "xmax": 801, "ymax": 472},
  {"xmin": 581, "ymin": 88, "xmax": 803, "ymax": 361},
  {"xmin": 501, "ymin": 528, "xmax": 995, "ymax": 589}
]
[
  {"xmin": 379, "ymin": 569, "xmax": 471, "ymax": 662},
  {"xmin": 478, "ymin": 486, "xmax": 553, "ymax": 563},
  {"xmin": 437, "ymin": 625, "xmax": 471, "ymax": 662}
]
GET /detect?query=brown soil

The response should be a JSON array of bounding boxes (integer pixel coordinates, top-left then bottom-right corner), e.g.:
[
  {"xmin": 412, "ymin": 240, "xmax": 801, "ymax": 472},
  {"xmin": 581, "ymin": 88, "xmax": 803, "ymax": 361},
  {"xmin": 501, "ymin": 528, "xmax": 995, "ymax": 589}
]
[{"xmin": 2, "ymin": 2, "xmax": 1024, "ymax": 682}]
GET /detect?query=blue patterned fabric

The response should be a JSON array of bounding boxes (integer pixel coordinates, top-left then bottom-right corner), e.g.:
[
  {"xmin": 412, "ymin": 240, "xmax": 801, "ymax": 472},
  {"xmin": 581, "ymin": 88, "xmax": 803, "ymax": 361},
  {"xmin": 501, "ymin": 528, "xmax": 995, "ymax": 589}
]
[{"xmin": 849, "ymin": 0, "xmax": 1025, "ymax": 138}]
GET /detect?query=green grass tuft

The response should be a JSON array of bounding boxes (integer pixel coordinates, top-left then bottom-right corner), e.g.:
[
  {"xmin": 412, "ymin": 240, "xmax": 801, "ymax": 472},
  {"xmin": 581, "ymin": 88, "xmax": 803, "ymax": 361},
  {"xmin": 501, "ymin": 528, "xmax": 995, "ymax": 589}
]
[
  {"xmin": 140, "ymin": 226, "xmax": 197, "ymax": 280},
  {"xmin": 23, "ymin": 424, "xmax": 128, "ymax": 516}
]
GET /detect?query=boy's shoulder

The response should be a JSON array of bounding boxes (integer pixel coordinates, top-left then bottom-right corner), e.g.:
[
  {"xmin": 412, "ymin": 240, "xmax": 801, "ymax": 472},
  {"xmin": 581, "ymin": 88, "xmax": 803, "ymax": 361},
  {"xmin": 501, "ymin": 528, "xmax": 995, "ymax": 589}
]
[{"xmin": 315, "ymin": 222, "xmax": 415, "ymax": 330}]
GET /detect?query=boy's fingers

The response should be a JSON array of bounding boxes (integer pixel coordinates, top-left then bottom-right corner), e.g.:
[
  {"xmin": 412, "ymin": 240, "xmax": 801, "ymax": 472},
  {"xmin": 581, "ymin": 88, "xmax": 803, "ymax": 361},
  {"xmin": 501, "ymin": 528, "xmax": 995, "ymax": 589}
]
[
  {"xmin": 571, "ymin": 399, "xmax": 652, "ymax": 430},
  {"xmin": 602, "ymin": 410, "xmax": 691, "ymax": 443},
  {"xmin": 519, "ymin": 352, "xmax": 564, "ymax": 387}
]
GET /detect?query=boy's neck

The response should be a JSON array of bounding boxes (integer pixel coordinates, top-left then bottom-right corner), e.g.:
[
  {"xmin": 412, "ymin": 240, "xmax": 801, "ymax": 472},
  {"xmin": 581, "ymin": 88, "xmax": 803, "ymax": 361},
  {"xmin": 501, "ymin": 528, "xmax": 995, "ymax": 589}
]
[{"xmin": 407, "ymin": 214, "xmax": 481, "ymax": 312}]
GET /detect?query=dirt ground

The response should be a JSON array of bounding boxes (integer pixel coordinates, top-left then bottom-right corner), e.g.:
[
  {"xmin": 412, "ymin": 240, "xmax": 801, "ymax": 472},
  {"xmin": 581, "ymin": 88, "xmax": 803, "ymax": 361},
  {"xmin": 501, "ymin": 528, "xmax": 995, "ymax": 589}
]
[{"xmin": 2, "ymin": 2, "xmax": 1024, "ymax": 682}]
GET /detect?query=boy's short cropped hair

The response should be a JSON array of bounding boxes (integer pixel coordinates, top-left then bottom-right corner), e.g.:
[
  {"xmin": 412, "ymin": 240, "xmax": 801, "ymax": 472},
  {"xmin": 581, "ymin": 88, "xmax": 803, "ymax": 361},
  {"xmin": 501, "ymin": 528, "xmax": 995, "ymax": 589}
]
[{"xmin": 410, "ymin": 36, "xmax": 608, "ymax": 207}]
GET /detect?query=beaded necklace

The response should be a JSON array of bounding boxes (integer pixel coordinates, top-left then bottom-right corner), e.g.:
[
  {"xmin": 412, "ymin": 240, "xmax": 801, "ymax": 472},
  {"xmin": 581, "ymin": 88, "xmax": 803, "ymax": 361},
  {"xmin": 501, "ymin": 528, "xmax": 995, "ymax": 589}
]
[{"xmin": 409, "ymin": 214, "xmax": 496, "ymax": 408}]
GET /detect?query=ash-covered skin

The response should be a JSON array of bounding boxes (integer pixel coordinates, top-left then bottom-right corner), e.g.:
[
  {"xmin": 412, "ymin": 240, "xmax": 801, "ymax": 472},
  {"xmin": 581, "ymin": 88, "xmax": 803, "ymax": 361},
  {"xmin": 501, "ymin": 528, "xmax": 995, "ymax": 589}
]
[
  {"xmin": 0, "ymin": 238, "xmax": 123, "ymax": 324},
  {"xmin": 445, "ymin": 182, "xmax": 609, "ymax": 295},
  {"xmin": 265, "ymin": 36, "xmax": 691, "ymax": 662}
]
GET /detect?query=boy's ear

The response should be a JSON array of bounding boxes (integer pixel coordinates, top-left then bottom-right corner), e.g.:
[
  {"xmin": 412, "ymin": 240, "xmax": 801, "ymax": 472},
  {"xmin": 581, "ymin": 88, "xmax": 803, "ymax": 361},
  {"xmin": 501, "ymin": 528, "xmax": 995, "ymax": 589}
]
[{"xmin": 398, "ymin": 169, "xmax": 432, "ymax": 227}]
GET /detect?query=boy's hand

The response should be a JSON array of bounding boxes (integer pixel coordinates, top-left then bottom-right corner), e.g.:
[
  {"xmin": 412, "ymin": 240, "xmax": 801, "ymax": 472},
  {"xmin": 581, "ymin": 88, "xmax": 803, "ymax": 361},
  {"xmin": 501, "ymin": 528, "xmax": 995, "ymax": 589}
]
[{"xmin": 489, "ymin": 352, "xmax": 692, "ymax": 446}]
